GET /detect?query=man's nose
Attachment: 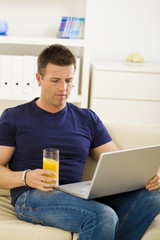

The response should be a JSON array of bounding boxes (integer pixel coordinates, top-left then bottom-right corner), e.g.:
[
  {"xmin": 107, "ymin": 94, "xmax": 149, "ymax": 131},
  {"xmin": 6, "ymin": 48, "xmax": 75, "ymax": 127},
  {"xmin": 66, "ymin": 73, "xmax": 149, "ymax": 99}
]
[{"xmin": 59, "ymin": 80, "xmax": 67, "ymax": 91}]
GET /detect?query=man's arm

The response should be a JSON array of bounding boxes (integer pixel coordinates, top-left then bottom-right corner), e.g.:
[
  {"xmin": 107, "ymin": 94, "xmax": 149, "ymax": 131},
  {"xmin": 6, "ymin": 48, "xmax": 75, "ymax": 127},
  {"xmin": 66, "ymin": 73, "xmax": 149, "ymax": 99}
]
[
  {"xmin": 0, "ymin": 145, "xmax": 23, "ymax": 189},
  {"xmin": 0, "ymin": 145, "xmax": 57, "ymax": 191},
  {"xmin": 90, "ymin": 140, "xmax": 119, "ymax": 161}
]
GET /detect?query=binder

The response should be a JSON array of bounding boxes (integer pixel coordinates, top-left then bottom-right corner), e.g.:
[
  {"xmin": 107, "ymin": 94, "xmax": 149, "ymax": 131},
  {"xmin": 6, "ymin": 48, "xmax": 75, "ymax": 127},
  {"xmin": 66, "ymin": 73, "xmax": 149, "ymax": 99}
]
[
  {"xmin": 12, "ymin": 55, "xmax": 23, "ymax": 95},
  {"xmin": 0, "ymin": 55, "xmax": 12, "ymax": 94},
  {"xmin": 23, "ymin": 56, "xmax": 35, "ymax": 95}
]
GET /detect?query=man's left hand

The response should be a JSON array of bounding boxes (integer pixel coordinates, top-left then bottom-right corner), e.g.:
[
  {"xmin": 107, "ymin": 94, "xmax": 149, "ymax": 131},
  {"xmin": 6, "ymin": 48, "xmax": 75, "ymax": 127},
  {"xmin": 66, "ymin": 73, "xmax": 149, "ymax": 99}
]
[{"xmin": 146, "ymin": 174, "xmax": 160, "ymax": 192}]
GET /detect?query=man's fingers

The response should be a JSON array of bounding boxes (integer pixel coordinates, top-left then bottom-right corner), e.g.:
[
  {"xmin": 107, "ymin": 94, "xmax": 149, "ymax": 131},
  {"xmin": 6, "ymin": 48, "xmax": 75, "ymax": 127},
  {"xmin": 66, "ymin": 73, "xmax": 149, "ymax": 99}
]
[
  {"xmin": 41, "ymin": 169, "xmax": 56, "ymax": 176},
  {"xmin": 149, "ymin": 175, "xmax": 159, "ymax": 184},
  {"xmin": 146, "ymin": 180, "xmax": 160, "ymax": 191},
  {"xmin": 26, "ymin": 168, "xmax": 57, "ymax": 189},
  {"xmin": 41, "ymin": 175, "xmax": 57, "ymax": 183},
  {"xmin": 38, "ymin": 185, "xmax": 55, "ymax": 192}
]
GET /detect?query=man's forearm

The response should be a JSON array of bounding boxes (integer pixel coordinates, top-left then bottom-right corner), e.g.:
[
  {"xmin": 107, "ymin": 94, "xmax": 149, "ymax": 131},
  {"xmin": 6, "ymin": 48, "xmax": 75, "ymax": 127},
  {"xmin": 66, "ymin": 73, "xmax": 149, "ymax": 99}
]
[
  {"xmin": 0, "ymin": 165, "xmax": 24, "ymax": 189},
  {"xmin": 0, "ymin": 166, "xmax": 57, "ymax": 192}
]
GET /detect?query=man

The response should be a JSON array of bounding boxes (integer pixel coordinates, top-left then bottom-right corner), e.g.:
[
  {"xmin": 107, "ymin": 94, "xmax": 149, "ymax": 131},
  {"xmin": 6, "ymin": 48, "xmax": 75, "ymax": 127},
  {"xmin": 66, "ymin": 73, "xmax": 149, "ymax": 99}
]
[{"xmin": 0, "ymin": 44, "xmax": 159, "ymax": 240}]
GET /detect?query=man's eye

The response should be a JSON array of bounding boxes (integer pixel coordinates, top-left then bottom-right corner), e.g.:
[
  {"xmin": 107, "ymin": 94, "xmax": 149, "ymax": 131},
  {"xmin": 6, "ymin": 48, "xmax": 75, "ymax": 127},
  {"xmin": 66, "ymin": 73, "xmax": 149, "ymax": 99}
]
[
  {"xmin": 51, "ymin": 80, "xmax": 59, "ymax": 83},
  {"xmin": 66, "ymin": 80, "xmax": 73, "ymax": 83}
]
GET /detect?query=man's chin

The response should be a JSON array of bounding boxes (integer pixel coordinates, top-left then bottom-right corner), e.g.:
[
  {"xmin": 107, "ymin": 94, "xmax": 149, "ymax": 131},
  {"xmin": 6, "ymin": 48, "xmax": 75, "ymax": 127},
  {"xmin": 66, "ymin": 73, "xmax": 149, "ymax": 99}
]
[{"xmin": 53, "ymin": 101, "xmax": 66, "ymax": 108}]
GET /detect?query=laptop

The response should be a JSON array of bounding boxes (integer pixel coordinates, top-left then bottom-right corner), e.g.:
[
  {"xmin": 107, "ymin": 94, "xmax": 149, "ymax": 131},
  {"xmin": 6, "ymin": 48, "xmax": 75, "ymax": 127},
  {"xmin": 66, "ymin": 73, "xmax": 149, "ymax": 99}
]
[{"xmin": 56, "ymin": 145, "xmax": 160, "ymax": 199}]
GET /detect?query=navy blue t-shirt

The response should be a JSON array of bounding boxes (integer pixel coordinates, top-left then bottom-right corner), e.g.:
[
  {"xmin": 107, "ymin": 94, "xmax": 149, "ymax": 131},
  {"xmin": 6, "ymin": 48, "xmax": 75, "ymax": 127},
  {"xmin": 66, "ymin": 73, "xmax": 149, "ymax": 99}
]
[{"xmin": 0, "ymin": 99, "xmax": 112, "ymax": 205}]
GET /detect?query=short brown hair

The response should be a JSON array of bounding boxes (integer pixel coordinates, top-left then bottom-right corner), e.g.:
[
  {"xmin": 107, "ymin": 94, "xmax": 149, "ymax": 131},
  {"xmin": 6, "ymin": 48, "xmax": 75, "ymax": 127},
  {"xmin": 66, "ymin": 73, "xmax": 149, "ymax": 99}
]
[{"xmin": 37, "ymin": 44, "xmax": 76, "ymax": 76}]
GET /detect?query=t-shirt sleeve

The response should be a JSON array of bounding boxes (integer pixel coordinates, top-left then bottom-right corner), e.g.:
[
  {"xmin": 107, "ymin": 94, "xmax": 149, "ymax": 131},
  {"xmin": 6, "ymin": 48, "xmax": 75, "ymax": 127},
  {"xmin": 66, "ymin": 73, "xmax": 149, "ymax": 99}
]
[
  {"xmin": 0, "ymin": 109, "xmax": 16, "ymax": 146},
  {"xmin": 88, "ymin": 110, "xmax": 112, "ymax": 149}
]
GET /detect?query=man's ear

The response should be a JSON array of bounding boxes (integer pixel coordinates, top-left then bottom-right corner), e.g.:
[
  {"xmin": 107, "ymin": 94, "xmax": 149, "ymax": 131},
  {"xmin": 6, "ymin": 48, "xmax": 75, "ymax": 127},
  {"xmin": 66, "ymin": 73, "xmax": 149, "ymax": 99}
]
[{"xmin": 36, "ymin": 73, "xmax": 42, "ymax": 86}]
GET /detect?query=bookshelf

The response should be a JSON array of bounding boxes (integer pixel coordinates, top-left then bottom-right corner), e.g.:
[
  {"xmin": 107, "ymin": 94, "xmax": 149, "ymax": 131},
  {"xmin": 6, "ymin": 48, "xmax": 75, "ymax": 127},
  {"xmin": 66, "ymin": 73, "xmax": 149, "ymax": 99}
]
[{"xmin": 0, "ymin": 0, "xmax": 91, "ymax": 114}]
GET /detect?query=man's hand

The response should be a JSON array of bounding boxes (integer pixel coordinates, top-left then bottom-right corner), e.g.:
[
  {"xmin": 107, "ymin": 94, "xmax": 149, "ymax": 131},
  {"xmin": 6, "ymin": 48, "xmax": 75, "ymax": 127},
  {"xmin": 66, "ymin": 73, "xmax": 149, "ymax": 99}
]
[
  {"xmin": 26, "ymin": 169, "xmax": 57, "ymax": 191},
  {"xmin": 146, "ymin": 174, "xmax": 160, "ymax": 192}
]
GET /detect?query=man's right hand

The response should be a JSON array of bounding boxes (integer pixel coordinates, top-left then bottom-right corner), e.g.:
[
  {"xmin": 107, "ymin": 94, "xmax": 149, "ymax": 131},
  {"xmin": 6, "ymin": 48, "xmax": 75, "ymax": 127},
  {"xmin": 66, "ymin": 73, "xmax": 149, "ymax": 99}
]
[{"xmin": 26, "ymin": 169, "xmax": 57, "ymax": 191}]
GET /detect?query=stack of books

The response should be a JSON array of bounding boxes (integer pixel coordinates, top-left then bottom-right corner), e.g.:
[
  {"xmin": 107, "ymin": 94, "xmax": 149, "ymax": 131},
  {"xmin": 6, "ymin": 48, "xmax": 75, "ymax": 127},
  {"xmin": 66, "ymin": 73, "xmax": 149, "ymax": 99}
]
[{"xmin": 56, "ymin": 16, "xmax": 85, "ymax": 39}]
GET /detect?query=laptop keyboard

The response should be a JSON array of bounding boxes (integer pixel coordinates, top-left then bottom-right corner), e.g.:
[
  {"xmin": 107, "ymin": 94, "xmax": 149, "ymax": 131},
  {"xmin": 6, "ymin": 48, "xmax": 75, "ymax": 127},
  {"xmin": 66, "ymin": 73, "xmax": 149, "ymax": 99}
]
[{"xmin": 78, "ymin": 186, "xmax": 90, "ymax": 193}]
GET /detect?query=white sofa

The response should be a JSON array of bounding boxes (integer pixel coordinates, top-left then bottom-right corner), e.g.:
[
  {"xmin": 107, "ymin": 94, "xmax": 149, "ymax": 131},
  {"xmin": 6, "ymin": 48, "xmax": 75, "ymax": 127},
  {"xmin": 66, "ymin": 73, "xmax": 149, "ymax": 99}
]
[{"xmin": 0, "ymin": 123, "xmax": 160, "ymax": 240}]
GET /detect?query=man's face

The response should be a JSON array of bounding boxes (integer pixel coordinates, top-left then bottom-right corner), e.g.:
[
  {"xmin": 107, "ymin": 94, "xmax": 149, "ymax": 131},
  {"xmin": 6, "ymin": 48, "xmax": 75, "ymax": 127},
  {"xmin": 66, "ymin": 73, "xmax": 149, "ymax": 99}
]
[{"xmin": 38, "ymin": 63, "xmax": 75, "ymax": 110}]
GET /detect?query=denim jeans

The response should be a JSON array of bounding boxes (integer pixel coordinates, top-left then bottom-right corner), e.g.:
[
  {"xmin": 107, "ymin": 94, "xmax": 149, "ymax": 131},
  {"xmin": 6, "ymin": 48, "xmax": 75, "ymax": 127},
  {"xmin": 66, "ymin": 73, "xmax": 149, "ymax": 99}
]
[{"xmin": 14, "ymin": 188, "xmax": 160, "ymax": 240}]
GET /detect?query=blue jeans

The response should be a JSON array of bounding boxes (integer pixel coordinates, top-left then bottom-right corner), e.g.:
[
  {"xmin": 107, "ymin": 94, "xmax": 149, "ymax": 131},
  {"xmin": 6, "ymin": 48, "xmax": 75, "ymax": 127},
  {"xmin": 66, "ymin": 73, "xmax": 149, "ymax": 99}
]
[{"xmin": 14, "ymin": 188, "xmax": 160, "ymax": 240}]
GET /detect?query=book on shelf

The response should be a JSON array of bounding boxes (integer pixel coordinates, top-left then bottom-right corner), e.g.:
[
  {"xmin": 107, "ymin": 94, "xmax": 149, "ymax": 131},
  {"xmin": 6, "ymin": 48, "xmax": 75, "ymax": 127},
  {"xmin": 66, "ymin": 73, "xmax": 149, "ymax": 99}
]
[
  {"xmin": 56, "ymin": 16, "xmax": 85, "ymax": 39},
  {"xmin": 56, "ymin": 16, "xmax": 68, "ymax": 38}
]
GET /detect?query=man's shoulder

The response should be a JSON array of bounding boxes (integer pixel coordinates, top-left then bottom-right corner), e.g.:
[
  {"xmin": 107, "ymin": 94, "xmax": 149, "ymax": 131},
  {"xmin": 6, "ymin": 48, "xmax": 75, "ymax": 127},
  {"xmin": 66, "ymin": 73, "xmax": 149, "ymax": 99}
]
[
  {"xmin": 67, "ymin": 102, "xmax": 96, "ymax": 116},
  {"xmin": 1, "ymin": 100, "xmax": 34, "ymax": 118},
  {"xmin": 67, "ymin": 102, "xmax": 99, "ymax": 123}
]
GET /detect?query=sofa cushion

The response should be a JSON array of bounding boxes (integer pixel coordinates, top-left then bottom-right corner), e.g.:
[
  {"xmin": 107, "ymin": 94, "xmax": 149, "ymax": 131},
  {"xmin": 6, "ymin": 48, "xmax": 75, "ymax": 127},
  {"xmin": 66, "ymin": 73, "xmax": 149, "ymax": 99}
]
[
  {"xmin": 0, "ymin": 196, "xmax": 73, "ymax": 240},
  {"xmin": 106, "ymin": 123, "xmax": 160, "ymax": 149},
  {"xmin": 0, "ymin": 188, "xmax": 10, "ymax": 197},
  {"xmin": 142, "ymin": 215, "xmax": 160, "ymax": 240}
]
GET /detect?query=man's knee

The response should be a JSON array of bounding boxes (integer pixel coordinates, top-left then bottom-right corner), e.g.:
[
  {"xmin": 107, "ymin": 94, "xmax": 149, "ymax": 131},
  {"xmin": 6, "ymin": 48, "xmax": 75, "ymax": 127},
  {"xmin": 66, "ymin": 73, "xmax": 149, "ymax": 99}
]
[{"xmin": 96, "ymin": 204, "xmax": 119, "ymax": 229}]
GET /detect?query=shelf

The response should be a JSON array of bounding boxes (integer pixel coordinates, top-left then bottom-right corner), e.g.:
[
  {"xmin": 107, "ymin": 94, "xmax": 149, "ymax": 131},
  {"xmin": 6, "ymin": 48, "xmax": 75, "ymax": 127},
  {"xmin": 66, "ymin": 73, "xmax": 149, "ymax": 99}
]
[
  {"xmin": 0, "ymin": 0, "xmax": 90, "ymax": 110},
  {"xmin": 0, "ymin": 35, "xmax": 86, "ymax": 47},
  {"xmin": 92, "ymin": 61, "xmax": 160, "ymax": 74}
]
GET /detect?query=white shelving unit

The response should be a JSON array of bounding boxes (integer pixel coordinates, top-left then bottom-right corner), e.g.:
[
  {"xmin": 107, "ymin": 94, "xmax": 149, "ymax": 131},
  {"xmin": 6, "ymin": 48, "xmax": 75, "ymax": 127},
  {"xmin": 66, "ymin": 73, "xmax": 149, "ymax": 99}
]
[
  {"xmin": 0, "ymin": 0, "xmax": 91, "ymax": 114},
  {"xmin": 89, "ymin": 61, "xmax": 160, "ymax": 125}
]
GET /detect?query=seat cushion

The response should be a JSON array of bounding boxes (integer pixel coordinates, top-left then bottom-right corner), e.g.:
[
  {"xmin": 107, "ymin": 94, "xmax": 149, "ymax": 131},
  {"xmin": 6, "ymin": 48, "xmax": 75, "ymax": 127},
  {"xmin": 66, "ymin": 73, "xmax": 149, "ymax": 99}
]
[
  {"xmin": 142, "ymin": 215, "xmax": 160, "ymax": 240},
  {"xmin": 0, "ymin": 196, "xmax": 159, "ymax": 240},
  {"xmin": 0, "ymin": 196, "xmax": 72, "ymax": 240}
]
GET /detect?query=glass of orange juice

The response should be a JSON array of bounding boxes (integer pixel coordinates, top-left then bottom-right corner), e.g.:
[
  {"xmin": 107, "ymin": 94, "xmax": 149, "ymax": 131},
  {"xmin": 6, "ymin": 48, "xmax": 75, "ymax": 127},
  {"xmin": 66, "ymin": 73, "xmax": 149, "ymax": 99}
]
[{"xmin": 43, "ymin": 148, "xmax": 59, "ymax": 186}]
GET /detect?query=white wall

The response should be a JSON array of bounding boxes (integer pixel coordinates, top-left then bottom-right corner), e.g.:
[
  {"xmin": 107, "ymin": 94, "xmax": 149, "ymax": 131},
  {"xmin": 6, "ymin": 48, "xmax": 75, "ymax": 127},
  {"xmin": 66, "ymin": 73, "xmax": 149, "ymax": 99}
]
[{"xmin": 89, "ymin": 0, "xmax": 160, "ymax": 63}]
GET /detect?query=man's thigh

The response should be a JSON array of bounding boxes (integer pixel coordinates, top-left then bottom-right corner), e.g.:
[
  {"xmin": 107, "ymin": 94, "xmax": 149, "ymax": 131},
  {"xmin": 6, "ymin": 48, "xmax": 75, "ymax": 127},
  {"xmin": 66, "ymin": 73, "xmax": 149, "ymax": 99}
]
[
  {"xmin": 14, "ymin": 189, "xmax": 116, "ymax": 233},
  {"xmin": 96, "ymin": 188, "xmax": 160, "ymax": 240},
  {"xmin": 96, "ymin": 188, "xmax": 160, "ymax": 218}
]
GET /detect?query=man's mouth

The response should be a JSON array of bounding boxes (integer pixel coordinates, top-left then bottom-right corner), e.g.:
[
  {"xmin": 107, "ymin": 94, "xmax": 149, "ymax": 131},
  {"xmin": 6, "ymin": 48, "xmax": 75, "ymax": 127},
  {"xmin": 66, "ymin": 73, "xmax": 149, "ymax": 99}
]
[{"xmin": 56, "ymin": 94, "xmax": 66, "ymax": 98}]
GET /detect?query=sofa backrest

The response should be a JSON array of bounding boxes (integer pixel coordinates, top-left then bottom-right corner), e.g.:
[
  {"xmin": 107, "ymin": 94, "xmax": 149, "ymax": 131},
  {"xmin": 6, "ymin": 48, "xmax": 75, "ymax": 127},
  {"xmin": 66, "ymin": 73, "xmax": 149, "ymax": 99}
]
[
  {"xmin": 82, "ymin": 123, "xmax": 160, "ymax": 181},
  {"xmin": 0, "ymin": 123, "xmax": 160, "ymax": 195},
  {"xmin": 106, "ymin": 123, "xmax": 160, "ymax": 149}
]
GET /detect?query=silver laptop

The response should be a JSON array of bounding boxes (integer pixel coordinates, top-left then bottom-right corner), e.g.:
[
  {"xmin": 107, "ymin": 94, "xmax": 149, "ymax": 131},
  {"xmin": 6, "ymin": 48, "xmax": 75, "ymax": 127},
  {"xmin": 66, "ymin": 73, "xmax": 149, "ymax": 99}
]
[{"xmin": 56, "ymin": 145, "xmax": 160, "ymax": 199}]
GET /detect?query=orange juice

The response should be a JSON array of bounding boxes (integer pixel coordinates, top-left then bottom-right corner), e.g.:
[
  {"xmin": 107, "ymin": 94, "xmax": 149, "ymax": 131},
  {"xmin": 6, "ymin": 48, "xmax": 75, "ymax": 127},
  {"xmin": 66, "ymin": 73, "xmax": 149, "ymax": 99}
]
[{"xmin": 43, "ymin": 158, "xmax": 59, "ymax": 185}]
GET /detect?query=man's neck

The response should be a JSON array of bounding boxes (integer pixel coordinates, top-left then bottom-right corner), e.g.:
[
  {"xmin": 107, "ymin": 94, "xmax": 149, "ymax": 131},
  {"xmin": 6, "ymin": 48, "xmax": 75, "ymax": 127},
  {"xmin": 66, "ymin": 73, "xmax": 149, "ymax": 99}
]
[{"xmin": 35, "ymin": 98, "xmax": 66, "ymax": 114}]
